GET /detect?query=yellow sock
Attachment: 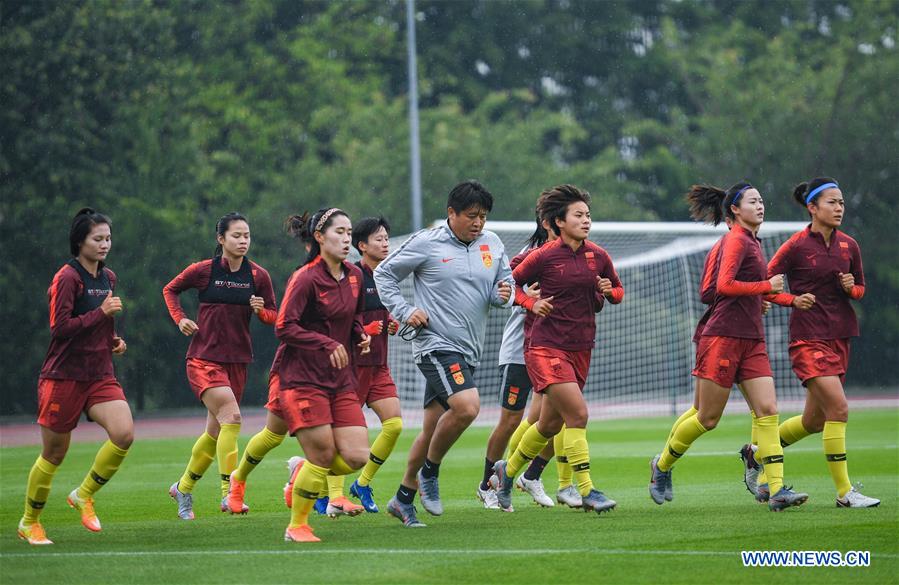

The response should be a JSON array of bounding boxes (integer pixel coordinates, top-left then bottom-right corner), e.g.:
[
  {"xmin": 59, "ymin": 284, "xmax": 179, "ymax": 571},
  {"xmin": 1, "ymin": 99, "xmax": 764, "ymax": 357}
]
[
  {"xmin": 358, "ymin": 417, "xmax": 402, "ymax": 486},
  {"xmin": 756, "ymin": 415, "xmax": 784, "ymax": 495},
  {"xmin": 77, "ymin": 440, "xmax": 129, "ymax": 499},
  {"xmin": 217, "ymin": 423, "xmax": 241, "ymax": 498},
  {"xmin": 823, "ymin": 421, "xmax": 851, "ymax": 497},
  {"xmin": 330, "ymin": 453, "xmax": 355, "ymax": 476},
  {"xmin": 505, "ymin": 420, "xmax": 531, "ymax": 461},
  {"xmin": 233, "ymin": 428, "xmax": 284, "ymax": 482},
  {"xmin": 750, "ymin": 410, "xmax": 758, "ymax": 445},
  {"xmin": 507, "ymin": 425, "xmax": 550, "ymax": 477},
  {"xmin": 658, "ymin": 414, "xmax": 707, "ymax": 472},
  {"xmin": 563, "ymin": 427, "xmax": 595, "ymax": 496},
  {"xmin": 779, "ymin": 415, "xmax": 811, "ymax": 448},
  {"xmin": 554, "ymin": 426, "xmax": 572, "ymax": 489},
  {"xmin": 290, "ymin": 461, "xmax": 328, "ymax": 527},
  {"xmin": 327, "ymin": 475, "xmax": 345, "ymax": 499},
  {"xmin": 662, "ymin": 406, "xmax": 697, "ymax": 460},
  {"xmin": 22, "ymin": 456, "xmax": 58, "ymax": 525},
  {"xmin": 178, "ymin": 432, "xmax": 217, "ymax": 493}
]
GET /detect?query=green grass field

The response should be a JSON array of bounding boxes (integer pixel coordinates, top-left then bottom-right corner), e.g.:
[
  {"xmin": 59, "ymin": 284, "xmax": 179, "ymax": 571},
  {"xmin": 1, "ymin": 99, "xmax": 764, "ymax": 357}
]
[{"xmin": 2, "ymin": 409, "xmax": 897, "ymax": 584}]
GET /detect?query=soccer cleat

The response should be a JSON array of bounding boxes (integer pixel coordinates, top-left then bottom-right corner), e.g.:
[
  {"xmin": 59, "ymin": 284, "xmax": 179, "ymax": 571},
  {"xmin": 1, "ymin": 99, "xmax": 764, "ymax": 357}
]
[
  {"xmin": 556, "ymin": 485, "xmax": 583, "ymax": 508},
  {"xmin": 648, "ymin": 455, "xmax": 671, "ymax": 505},
  {"xmin": 755, "ymin": 483, "xmax": 770, "ymax": 503},
  {"xmin": 837, "ymin": 486, "xmax": 880, "ymax": 508},
  {"xmin": 416, "ymin": 469, "xmax": 443, "ymax": 516},
  {"xmin": 326, "ymin": 496, "xmax": 364, "ymax": 518},
  {"xmin": 491, "ymin": 460, "xmax": 515, "ymax": 512},
  {"xmin": 169, "ymin": 482, "xmax": 195, "ymax": 520},
  {"xmin": 769, "ymin": 486, "xmax": 809, "ymax": 512},
  {"xmin": 283, "ymin": 456, "xmax": 305, "ymax": 509},
  {"xmin": 221, "ymin": 496, "xmax": 248, "ymax": 514},
  {"xmin": 582, "ymin": 489, "xmax": 617, "ymax": 514},
  {"xmin": 349, "ymin": 480, "xmax": 380, "ymax": 513},
  {"xmin": 313, "ymin": 496, "xmax": 329, "ymax": 515},
  {"xmin": 226, "ymin": 472, "xmax": 249, "ymax": 515},
  {"xmin": 66, "ymin": 489, "xmax": 101, "ymax": 532},
  {"xmin": 739, "ymin": 443, "xmax": 761, "ymax": 497},
  {"xmin": 284, "ymin": 523, "xmax": 321, "ymax": 543},
  {"xmin": 386, "ymin": 496, "xmax": 427, "ymax": 527},
  {"xmin": 515, "ymin": 475, "xmax": 554, "ymax": 507},
  {"xmin": 17, "ymin": 521, "xmax": 52, "ymax": 545},
  {"xmin": 476, "ymin": 483, "xmax": 500, "ymax": 510}
]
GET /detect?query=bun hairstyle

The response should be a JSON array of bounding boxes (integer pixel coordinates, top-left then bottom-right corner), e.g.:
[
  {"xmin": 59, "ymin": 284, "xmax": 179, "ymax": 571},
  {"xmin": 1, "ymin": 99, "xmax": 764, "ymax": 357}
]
[
  {"xmin": 214, "ymin": 212, "xmax": 248, "ymax": 256},
  {"xmin": 686, "ymin": 181, "xmax": 753, "ymax": 226},
  {"xmin": 537, "ymin": 184, "xmax": 591, "ymax": 236},
  {"xmin": 69, "ymin": 207, "xmax": 111, "ymax": 256},
  {"xmin": 792, "ymin": 177, "xmax": 839, "ymax": 210},
  {"xmin": 286, "ymin": 207, "xmax": 349, "ymax": 266}
]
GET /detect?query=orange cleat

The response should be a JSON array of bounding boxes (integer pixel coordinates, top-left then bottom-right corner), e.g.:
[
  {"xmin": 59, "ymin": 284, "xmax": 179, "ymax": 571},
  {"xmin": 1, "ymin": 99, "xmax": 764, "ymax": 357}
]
[
  {"xmin": 283, "ymin": 456, "xmax": 305, "ymax": 509},
  {"xmin": 326, "ymin": 495, "xmax": 365, "ymax": 518},
  {"xmin": 67, "ymin": 489, "xmax": 101, "ymax": 532},
  {"xmin": 284, "ymin": 523, "xmax": 320, "ymax": 543},
  {"xmin": 227, "ymin": 472, "xmax": 248, "ymax": 515},
  {"xmin": 17, "ymin": 521, "xmax": 53, "ymax": 545}
]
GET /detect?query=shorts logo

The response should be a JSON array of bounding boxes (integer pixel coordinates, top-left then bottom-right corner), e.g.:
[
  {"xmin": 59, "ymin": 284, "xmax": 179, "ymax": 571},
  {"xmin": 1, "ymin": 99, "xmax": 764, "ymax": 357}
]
[
  {"xmin": 480, "ymin": 244, "xmax": 493, "ymax": 268},
  {"xmin": 507, "ymin": 385, "xmax": 520, "ymax": 406},
  {"xmin": 449, "ymin": 362, "xmax": 465, "ymax": 385}
]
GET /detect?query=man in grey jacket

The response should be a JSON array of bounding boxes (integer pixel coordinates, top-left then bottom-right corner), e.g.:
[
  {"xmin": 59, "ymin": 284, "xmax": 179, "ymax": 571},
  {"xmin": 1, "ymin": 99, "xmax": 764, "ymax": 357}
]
[{"xmin": 375, "ymin": 180, "xmax": 514, "ymax": 527}]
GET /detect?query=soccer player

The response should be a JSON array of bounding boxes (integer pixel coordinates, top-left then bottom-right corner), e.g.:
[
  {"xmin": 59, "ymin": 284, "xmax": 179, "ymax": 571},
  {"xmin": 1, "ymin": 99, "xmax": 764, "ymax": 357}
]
[
  {"xmin": 745, "ymin": 178, "xmax": 878, "ymax": 507},
  {"xmin": 18, "ymin": 208, "xmax": 133, "ymax": 545},
  {"xmin": 494, "ymin": 184, "xmax": 623, "ymax": 515},
  {"xmin": 375, "ymin": 180, "xmax": 514, "ymax": 527},
  {"xmin": 277, "ymin": 208, "xmax": 372, "ymax": 542},
  {"xmin": 648, "ymin": 182, "xmax": 808, "ymax": 512},
  {"xmin": 163, "ymin": 212, "xmax": 277, "ymax": 519}
]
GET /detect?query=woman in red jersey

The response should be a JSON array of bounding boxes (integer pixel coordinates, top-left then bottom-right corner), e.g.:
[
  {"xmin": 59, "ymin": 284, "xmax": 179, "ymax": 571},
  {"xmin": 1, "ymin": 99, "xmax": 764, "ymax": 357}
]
[
  {"xmin": 648, "ymin": 182, "xmax": 808, "ymax": 512},
  {"xmin": 18, "ymin": 208, "xmax": 133, "ymax": 545},
  {"xmin": 276, "ymin": 208, "xmax": 371, "ymax": 543},
  {"xmin": 494, "ymin": 184, "xmax": 623, "ymax": 515},
  {"xmin": 163, "ymin": 212, "xmax": 277, "ymax": 519},
  {"xmin": 758, "ymin": 178, "xmax": 878, "ymax": 507}
]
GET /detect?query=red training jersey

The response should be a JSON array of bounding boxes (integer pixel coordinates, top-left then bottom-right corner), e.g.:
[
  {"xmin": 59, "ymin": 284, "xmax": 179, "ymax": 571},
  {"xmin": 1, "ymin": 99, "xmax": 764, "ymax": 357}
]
[
  {"xmin": 355, "ymin": 261, "xmax": 391, "ymax": 367},
  {"xmin": 693, "ymin": 237, "xmax": 725, "ymax": 343}
]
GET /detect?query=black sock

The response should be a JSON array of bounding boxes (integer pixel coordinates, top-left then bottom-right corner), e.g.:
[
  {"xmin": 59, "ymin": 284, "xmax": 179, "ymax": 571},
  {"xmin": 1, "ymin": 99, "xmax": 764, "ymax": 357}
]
[
  {"xmin": 523, "ymin": 456, "xmax": 549, "ymax": 481},
  {"xmin": 396, "ymin": 485, "xmax": 416, "ymax": 505},
  {"xmin": 421, "ymin": 458, "xmax": 440, "ymax": 479},
  {"xmin": 480, "ymin": 458, "xmax": 496, "ymax": 490}
]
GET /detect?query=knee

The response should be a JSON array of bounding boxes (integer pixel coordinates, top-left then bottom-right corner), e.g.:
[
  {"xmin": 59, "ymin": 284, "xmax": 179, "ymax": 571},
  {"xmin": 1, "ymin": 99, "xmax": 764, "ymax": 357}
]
[
  {"xmin": 753, "ymin": 401, "xmax": 778, "ymax": 419},
  {"xmin": 42, "ymin": 446, "xmax": 68, "ymax": 466},
  {"xmin": 309, "ymin": 446, "xmax": 336, "ymax": 468},
  {"xmin": 537, "ymin": 420, "xmax": 563, "ymax": 437},
  {"xmin": 218, "ymin": 411, "xmax": 241, "ymax": 426},
  {"xmin": 110, "ymin": 428, "xmax": 134, "ymax": 450},
  {"xmin": 566, "ymin": 410, "xmax": 588, "ymax": 429},
  {"xmin": 343, "ymin": 448, "xmax": 369, "ymax": 470},
  {"xmin": 804, "ymin": 419, "xmax": 825, "ymax": 434},
  {"xmin": 452, "ymin": 400, "xmax": 480, "ymax": 425},
  {"xmin": 826, "ymin": 399, "xmax": 849, "ymax": 423},
  {"xmin": 697, "ymin": 413, "xmax": 720, "ymax": 430}
]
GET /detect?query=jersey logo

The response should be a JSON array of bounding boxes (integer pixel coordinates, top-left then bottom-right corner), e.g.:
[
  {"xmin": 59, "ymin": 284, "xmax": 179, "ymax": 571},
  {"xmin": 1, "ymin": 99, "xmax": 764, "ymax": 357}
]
[
  {"xmin": 839, "ymin": 242, "xmax": 849, "ymax": 249},
  {"xmin": 441, "ymin": 258, "xmax": 454, "ymax": 263},
  {"xmin": 349, "ymin": 274, "xmax": 360, "ymax": 298},
  {"xmin": 479, "ymin": 244, "xmax": 492, "ymax": 268},
  {"xmin": 585, "ymin": 251, "xmax": 597, "ymax": 271}
]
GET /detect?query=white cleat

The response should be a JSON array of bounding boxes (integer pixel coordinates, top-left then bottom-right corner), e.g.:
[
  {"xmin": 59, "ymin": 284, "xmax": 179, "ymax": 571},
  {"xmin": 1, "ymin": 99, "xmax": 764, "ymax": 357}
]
[
  {"xmin": 476, "ymin": 483, "xmax": 500, "ymax": 510},
  {"xmin": 515, "ymin": 475, "xmax": 554, "ymax": 507},
  {"xmin": 556, "ymin": 485, "xmax": 583, "ymax": 508},
  {"xmin": 837, "ymin": 486, "xmax": 880, "ymax": 508}
]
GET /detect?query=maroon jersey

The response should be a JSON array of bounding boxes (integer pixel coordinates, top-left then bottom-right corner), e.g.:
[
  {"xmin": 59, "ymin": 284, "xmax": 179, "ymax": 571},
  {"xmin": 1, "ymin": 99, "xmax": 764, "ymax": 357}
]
[
  {"xmin": 513, "ymin": 238, "xmax": 623, "ymax": 351},
  {"xmin": 767, "ymin": 226, "xmax": 864, "ymax": 341},
  {"xmin": 703, "ymin": 224, "xmax": 773, "ymax": 340},
  {"xmin": 276, "ymin": 257, "xmax": 365, "ymax": 392},
  {"xmin": 163, "ymin": 256, "xmax": 277, "ymax": 364},
  {"xmin": 355, "ymin": 261, "xmax": 390, "ymax": 367},
  {"xmin": 40, "ymin": 260, "xmax": 118, "ymax": 381},
  {"xmin": 693, "ymin": 237, "xmax": 725, "ymax": 343}
]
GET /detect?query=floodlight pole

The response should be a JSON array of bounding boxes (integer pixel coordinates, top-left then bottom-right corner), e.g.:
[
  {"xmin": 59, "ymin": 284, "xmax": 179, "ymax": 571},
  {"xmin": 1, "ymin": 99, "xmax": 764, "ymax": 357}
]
[{"xmin": 407, "ymin": 0, "xmax": 423, "ymax": 232}]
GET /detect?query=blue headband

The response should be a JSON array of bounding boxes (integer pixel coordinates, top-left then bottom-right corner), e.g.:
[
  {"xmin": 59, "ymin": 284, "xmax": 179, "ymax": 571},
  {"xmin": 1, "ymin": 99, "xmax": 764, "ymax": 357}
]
[
  {"xmin": 730, "ymin": 185, "xmax": 753, "ymax": 206},
  {"xmin": 805, "ymin": 182, "xmax": 839, "ymax": 205}
]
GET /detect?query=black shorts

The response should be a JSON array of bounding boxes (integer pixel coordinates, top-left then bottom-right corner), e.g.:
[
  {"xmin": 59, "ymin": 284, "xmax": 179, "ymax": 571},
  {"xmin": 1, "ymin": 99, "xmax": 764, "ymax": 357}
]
[
  {"xmin": 417, "ymin": 351, "xmax": 477, "ymax": 409},
  {"xmin": 498, "ymin": 363, "xmax": 533, "ymax": 412}
]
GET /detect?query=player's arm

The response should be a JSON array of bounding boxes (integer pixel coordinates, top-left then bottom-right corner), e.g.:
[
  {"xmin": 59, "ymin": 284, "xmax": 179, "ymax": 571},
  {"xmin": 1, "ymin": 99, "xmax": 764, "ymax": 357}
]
[
  {"xmin": 162, "ymin": 261, "xmax": 209, "ymax": 334},
  {"xmin": 48, "ymin": 268, "xmax": 110, "ymax": 339},
  {"xmin": 718, "ymin": 236, "xmax": 780, "ymax": 296},
  {"xmin": 597, "ymin": 249, "xmax": 624, "ymax": 304},
  {"xmin": 373, "ymin": 232, "xmax": 429, "ymax": 324}
]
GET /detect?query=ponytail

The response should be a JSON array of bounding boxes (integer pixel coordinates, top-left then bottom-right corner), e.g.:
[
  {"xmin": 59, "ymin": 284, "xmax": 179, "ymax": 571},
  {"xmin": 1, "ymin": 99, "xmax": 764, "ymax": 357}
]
[
  {"xmin": 686, "ymin": 181, "xmax": 753, "ymax": 225},
  {"xmin": 286, "ymin": 208, "xmax": 349, "ymax": 266}
]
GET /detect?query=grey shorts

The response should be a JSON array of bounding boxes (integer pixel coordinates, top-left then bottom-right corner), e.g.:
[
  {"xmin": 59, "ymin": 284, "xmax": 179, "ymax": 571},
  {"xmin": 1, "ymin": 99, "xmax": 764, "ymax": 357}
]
[{"xmin": 417, "ymin": 351, "xmax": 477, "ymax": 409}]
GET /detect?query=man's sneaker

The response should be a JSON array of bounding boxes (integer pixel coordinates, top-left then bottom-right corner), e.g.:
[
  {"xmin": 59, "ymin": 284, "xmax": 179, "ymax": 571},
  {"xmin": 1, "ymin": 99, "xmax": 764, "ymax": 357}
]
[
  {"xmin": 476, "ymin": 483, "xmax": 500, "ymax": 510},
  {"xmin": 769, "ymin": 486, "xmax": 809, "ymax": 512},
  {"xmin": 582, "ymin": 489, "xmax": 617, "ymax": 514},
  {"xmin": 837, "ymin": 486, "xmax": 880, "ymax": 508},
  {"xmin": 66, "ymin": 489, "xmax": 101, "ymax": 532},
  {"xmin": 755, "ymin": 483, "xmax": 770, "ymax": 503},
  {"xmin": 17, "ymin": 521, "xmax": 52, "ymax": 545},
  {"xmin": 648, "ymin": 455, "xmax": 671, "ymax": 505},
  {"xmin": 227, "ymin": 472, "xmax": 248, "ymax": 515},
  {"xmin": 313, "ymin": 496, "xmax": 329, "ymax": 515},
  {"xmin": 349, "ymin": 480, "xmax": 379, "ymax": 513},
  {"xmin": 491, "ymin": 460, "xmax": 515, "ymax": 512},
  {"xmin": 556, "ymin": 485, "xmax": 583, "ymax": 508},
  {"xmin": 283, "ymin": 456, "xmax": 305, "ymax": 509},
  {"xmin": 220, "ymin": 496, "xmax": 248, "ymax": 514},
  {"xmin": 416, "ymin": 469, "xmax": 443, "ymax": 516},
  {"xmin": 386, "ymin": 496, "xmax": 427, "ymax": 527},
  {"xmin": 739, "ymin": 443, "xmax": 761, "ymax": 497},
  {"xmin": 515, "ymin": 475, "xmax": 554, "ymax": 507},
  {"xmin": 284, "ymin": 524, "xmax": 321, "ymax": 543},
  {"xmin": 326, "ymin": 496, "xmax": 364, "ymax": 518},
  {"xmin": 169, "ymin": 482, "xmax": 194, "ymax": 520}
]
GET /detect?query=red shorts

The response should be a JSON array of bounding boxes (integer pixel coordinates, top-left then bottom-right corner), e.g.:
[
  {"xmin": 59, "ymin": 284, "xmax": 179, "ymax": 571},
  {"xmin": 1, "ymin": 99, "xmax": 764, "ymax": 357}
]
[
  {"xmin": 37, "ymin": 378, "xmax": 126, "ymax": 433},
  {"xmin": 789, "ymin": 339, "xmax": 850, "ymax": 385},
  {"xmin": 693, "ymin": 336, "xmax": 772, "ymax": 388},
  {"xmin": 355, "ymin": 365, "xmax": 398, "ymax": 406},
  {"xmin": 280, "ymin": 387, "xmax": 366, "ymax": 434},
  {"xmin": 186, "ymin": 358, "xmax": 247, "ymax": 402},
  {"xmin": 265, "ymin": 372, "xmax": 285, "ymax": 420},
  {"xmin": 525, "ymin": 346, "xmax": 591, "ymax": 393}
]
